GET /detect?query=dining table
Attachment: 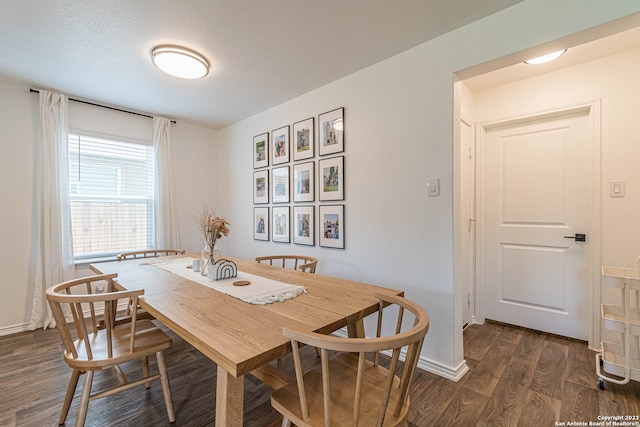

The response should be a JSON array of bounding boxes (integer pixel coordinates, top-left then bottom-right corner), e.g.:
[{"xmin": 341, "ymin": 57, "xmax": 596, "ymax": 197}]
[{"xmin": 90, "ymin": 255, "xmax": 403, "ymax": 426}]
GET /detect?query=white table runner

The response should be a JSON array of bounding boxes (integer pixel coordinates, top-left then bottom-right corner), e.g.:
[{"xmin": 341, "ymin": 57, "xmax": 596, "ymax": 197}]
[{"xmin": 146, "ymin": 257, "xmax": 307, "ymax": 305}]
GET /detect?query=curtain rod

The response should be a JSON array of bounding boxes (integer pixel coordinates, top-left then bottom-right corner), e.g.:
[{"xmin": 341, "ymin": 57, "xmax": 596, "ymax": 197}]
[{"xmin": 29, "ymin": 89, "xmax": 176, "ymax": 124}]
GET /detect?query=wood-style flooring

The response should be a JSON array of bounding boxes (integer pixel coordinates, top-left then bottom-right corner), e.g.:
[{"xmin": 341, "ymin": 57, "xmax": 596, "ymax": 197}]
[{"xmin": 0, "ymin": 321, "xmax": 638, "ymax": 426}]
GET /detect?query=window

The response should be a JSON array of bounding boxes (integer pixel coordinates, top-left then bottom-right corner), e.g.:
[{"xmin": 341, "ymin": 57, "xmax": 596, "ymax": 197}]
[{"xmin": 68, "ymin": 133, "xmax": 155, "ymax": 261}]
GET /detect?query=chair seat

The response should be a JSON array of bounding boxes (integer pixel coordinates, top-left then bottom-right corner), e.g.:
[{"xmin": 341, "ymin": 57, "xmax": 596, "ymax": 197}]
[
  {"xmin": 66, "ymin": 320, "xmax": 172, "ymax": 369},
  {"xmin": 271, "ymin": 352, "xmax": 410, "ymax": 426}
]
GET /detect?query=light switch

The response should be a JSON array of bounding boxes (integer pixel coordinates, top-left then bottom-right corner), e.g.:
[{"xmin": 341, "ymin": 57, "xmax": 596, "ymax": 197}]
[
  {"xmin": 427, "ymin": 179, "xmax": 440, "ymax": 197},
  {"xmin": 610, "ymin": 181, "xmax": 625, "ymax": 198}
]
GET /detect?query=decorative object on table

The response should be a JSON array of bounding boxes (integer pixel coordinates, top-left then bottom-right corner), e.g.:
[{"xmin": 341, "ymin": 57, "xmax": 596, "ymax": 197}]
[
  {"xmin": 254, "ymin": 207, "xmax": 269, "ymax": 241},
  {"xmin": 272, "ymin": 166, "xmax": 290, "ymax": 203},
  {"xmin": 293, "ymin": 161, "xmax": 314, "ymax": 202},
  {"xmin": 292, "ymin": 117, "xmax": 314, "ymax": 161},
  {"xmin": 293, "ymin": 205, "xmax": 315, "ymax": 246},
  {"xmin": 208, "ymin": 259, "xmax": 238, "ymax": 281},
  {"xmin": 253, "ymin": 169, "xmax": 269, "ymax": 204},
  {"xmin": 198, "ymin": 206, "xmax": 230, "ymax": 274},
  {"xmin": 319, "ymin": 204, "xmax": 344, "ymax": 249},
  {"xmin": 271, "ymin": 125, "xmax": 290, "ymax": 165},
  {"xmin": 233, "ymin": 280, "xmax": 251, "ymax": 286},
  {"xmin": 253, "ymin": 132, "xmax": 269, "ymax": 169},
  {"xmin": 318, "ymin": 156, "xmax": 344, "ymax": 201},
  {"xmin": 272, "ymin": 206, "xmax": 290, "ymax": 243},
  {"xmin": 318, "ymin": 107, "xmax": 344, "ymax": 156}
]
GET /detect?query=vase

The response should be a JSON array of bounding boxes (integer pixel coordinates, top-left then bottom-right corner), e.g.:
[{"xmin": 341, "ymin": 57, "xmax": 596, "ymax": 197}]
[
  {"xmin": 212, "ymin": 243, "xmax": 221, "ymax": 262},
  {"xmin": 200, "ymin": 242, "xmax": 210, "ymax": 276}
]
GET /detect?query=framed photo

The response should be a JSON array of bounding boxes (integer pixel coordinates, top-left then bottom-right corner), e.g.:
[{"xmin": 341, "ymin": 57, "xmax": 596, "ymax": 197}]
[
  {"xmin": 319, "ymin": 156, "xmax": 344, "ymax": 201},
  {"xmin": 253, "ymin": 207, "xmax": 269, "ymax": 241},
  {"xmin": 293, "ymin": 206, "xmax": 314, "ymax": 246},
  {"xmin": 272, "ymin": 206, "xmax": 290, "ymax": 243},
  {"xmin": 253, "ymin": 170, "xmax": 269, "ymax": 204},
  {"xmin": 272, "ymin": 166, "xmax": 290, "ymax": 203},
  {"xmin": 293, "ymin": 161, "xmax": 314, "ymax": 202},
  {"xmin": 319, "ymin": 204, "xmax": 344, "ymax": 249},
  {"xmin": 292, "ymin": 117, "xmax": 314, "ymax": 161},
  {"xmin": 318, "ymin": 107, "xmax": 344, "ymax": 156},
  {"xmin": 253, "ymin": 132, "xmax": 269, "ymax": 169},
  {"xmin": 271, "ymin": 125, "xmax": 290, "ymax": 165}
]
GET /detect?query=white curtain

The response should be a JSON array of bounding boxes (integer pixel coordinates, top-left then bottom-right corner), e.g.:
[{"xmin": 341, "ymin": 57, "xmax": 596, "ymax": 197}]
[
  {"xmin": 153, "ymin": 117, "xmax": 181, "ymax": 249},
  {"xmin": 29, "ymin": 90, "xmax": 74, "ymax": 330}
]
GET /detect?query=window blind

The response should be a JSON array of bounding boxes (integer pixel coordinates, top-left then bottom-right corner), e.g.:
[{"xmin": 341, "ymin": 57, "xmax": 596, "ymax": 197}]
[{"xmin": 68, "ymin": 134, "xmax": 155, "ymax": 260}]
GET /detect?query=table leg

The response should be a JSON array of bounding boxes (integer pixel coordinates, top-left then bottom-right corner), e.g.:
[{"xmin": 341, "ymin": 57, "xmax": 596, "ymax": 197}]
[
  {"xmin": 347, "ymin": 318, "xmax": 365, "ymax": 338},
  {"xmin": 215, "ymin": 365, "xmax": 244, "ymax": 427}
]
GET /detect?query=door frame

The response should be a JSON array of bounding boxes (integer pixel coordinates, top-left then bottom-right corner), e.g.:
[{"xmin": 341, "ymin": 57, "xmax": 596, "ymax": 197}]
[{"xmin": 475, "ymin": 100, "xmax": 601, "ymax": 348}]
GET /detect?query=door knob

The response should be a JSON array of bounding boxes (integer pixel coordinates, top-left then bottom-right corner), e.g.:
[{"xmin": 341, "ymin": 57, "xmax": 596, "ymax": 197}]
[{"xmin": 564, "ymin": 233, "xmax": 586, "ymax": 242}]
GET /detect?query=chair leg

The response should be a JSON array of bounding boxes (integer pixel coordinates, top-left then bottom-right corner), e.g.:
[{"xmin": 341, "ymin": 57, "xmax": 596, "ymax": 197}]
[
  {"xmin": 76, "ymin": 370, "xmax": 94, "ymax": 427},
  {"xmin": 59, "ymin": 369, "xmax": 81, "ymax": 425},
  {"xmin": 141, "ymin": 355, "xmax": 150, "ymax": 389},
  {"xmin": 156, "ymin": 351, "xmax": 175, "ymax": 423},
  {"xmin": 281, "ymin": 417, "xmax": 292, "ymax": 427},
  {"xmin": 112, "ymin": 365, "xmax": 128, "ymax": 385}
]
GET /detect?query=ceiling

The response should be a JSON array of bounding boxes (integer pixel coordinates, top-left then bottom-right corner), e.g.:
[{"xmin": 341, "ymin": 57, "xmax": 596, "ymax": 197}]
[
  {"xmin": 0, "ymin": 0, "xmax": 524, "ymax": 129},
  {"xmin": 463, "ymin": 24, "xmax": 640, "ymax": 92}
]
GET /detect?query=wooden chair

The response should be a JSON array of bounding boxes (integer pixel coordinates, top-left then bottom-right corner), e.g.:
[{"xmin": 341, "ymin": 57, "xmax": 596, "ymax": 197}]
[
  {"xmin": 117, "ymin": 249, "xmax": 185, "ymax": 319},
  {"xmin": 256, "ymin": 254, "xmax": 319, "ymax": 367},
  {"xmin": 270, "ymin": 292, "xmax": 429, "ymax": 427},
  {"xmin": 255, "ymin": 255, "xmax": 318, "ymax": 273},
  {"xmin": 46, "ymin": 274, "xmax": 175, "ymax": 427},
  {"xmin": 117, "ymin": 248, "xmax": 185, "ymax": 261}
]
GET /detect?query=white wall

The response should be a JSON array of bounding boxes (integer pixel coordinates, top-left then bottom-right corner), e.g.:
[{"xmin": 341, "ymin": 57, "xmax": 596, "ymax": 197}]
[
  {"xmin": 216, "ymin": 1, "xmax": 640, "ymax": 378},
  {"xmin": 0, "ymin": 79, "xmax": 216, "ymax": 334}
]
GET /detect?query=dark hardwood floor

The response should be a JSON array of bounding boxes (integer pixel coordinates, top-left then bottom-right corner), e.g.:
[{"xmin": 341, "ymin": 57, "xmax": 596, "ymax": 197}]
[{"xmin": 1, "ymin": 321, "xmax": 638, "ymax": 426}]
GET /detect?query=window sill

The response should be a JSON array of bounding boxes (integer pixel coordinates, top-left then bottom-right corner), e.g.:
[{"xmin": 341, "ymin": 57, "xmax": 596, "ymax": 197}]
[{"xmin": 74, "ymin": 256, "xmax": 118, "ymax": 269}]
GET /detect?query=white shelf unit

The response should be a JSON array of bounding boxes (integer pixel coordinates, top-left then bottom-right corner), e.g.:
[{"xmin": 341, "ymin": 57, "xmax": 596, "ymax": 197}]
[{"xmin": 596, "ymin": 262, "xmax": 640, "ymax": 389}]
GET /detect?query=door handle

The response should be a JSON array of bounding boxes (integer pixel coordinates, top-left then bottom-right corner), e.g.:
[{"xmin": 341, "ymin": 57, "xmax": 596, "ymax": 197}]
[{"xmin": 564, "ymin": 233, "xmax": 586, "ymax": 242}]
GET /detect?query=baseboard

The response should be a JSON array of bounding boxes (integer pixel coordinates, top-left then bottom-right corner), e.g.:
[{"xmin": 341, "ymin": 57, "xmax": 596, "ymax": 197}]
[
  {"xmin": 417, "ymin": 356, "xmax": 469, "ymax": 382},
  {"xmin": 0, "ymin": 323, "xmax": 30, "ymax": 336}
]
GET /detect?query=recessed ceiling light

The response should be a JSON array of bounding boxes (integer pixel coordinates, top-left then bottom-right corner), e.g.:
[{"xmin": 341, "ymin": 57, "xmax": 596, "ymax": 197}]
[
  {"xmin": 525, "ymin": 49, "xmax": 567, "ymax": 65},
  {"xmin": 151, "ymin": 46, "xmax": 209, "ymax": 79}
]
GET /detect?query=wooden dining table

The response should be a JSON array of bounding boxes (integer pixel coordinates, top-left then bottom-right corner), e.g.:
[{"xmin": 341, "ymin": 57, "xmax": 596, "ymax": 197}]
[{"xmin": 90, "ymin": 255, "xmax": 402, "ymax": 426}]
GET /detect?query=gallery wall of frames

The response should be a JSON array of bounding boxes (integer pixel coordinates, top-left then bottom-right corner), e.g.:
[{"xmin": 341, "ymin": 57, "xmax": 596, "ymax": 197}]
[{"xmin": 252, "ymin": 107, "xmax": 345, "ymax": 249}]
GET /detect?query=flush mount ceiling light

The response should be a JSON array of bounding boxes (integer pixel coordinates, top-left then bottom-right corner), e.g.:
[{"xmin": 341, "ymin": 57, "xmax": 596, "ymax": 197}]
[
  {"xmin": 525, "ymin": 49, "xmax": 567, "ymax": 65},
  {"xmin": 151, "ymin": 46, "xmax": 209, "ymax": 79}
]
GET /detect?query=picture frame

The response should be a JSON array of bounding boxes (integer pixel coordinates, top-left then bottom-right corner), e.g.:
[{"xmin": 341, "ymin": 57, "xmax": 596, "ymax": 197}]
[
  {"xmin": 319, "ymin": 204, "xmax": 344, "ymax": 249},
  {"xmin": 253, "ymin": 169, "xmax": 269, "ymax": 204},
  {"xmin": 318, "ymin": 107, "xmax": 344, "ymax": 156},
  {"xmin": 272, "ymin": 166, "xmax": 290, "ymax": 203},
  {"xmin": 253, "ymin": 132, "xmax": 269, "ymax": 169},
  {"xmin": 318, "ymin": 156, "xmax": 344, "ymax": 201},
  {"xmin": 293, "ymin": 161, "xmax": 314, "ymax": 202},
  {"xmin": 293, "ymin": 205, "xmax": 314, "ymax": 246},
  {"xmin": 292, "ymin": 117, "xmax": 314, "ymax": 161},
  {"xmin": 253, "ymin": 207, "xmax": 269, "ymax": 241},
  {"xmin": 272, "ymin": 206, "xmax": 290, "ymax": 243},
  {"xmin": 271, "ymin": 125, "xmax": 290, "ymax": 165}
]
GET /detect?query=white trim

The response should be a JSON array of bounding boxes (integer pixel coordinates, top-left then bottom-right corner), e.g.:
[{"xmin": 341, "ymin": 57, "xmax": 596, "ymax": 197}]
[
  {"xmin": 418, "ymin": 356, "xmax": 469, "ymax": 382},
  {"xmin": 0, "ymin": 323, "xmax": 30, "ymax": 336},
  {"xmin": 475, "ymin": 100, "xmax": 602, "ymax": 348}
]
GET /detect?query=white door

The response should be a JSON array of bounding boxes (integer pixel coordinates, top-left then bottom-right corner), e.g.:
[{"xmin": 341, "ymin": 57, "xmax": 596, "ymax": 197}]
[{"xmin": 481, "ymin": 106, "xmax": 592, "ymax": 340}]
